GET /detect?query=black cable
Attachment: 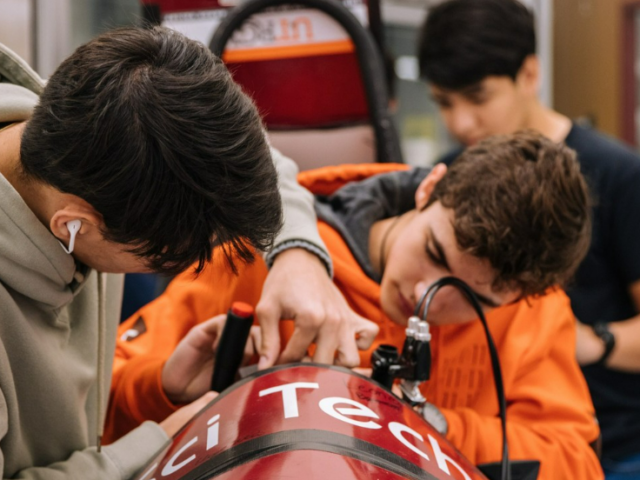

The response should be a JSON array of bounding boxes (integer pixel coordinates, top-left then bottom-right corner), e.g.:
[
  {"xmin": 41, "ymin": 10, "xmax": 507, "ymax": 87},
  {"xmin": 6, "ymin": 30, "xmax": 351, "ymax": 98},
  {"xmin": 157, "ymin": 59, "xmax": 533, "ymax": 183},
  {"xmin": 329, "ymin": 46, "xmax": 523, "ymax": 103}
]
[{"xmin": 414, "ymin": 277, "xmax": 511, "ymax": 480}]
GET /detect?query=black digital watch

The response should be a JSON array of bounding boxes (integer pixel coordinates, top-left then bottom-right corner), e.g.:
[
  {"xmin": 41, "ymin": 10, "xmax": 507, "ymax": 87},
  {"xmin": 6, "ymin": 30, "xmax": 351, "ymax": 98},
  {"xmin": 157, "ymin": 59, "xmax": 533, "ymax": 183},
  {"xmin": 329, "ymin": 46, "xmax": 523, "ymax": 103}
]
[{"xmin": 592, "ymin": 322, "xmax": 616, "ymax": 366}]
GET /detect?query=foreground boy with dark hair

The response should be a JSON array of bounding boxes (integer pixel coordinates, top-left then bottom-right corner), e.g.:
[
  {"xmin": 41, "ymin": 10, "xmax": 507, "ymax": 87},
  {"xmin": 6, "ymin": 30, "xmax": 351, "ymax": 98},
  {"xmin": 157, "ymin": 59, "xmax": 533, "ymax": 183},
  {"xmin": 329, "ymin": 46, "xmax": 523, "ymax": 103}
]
[
  {"xmin": 111, "ymin": 131, "xmax": 602, "ymax": 479},
  {"xmin": 0, "ymin": 26, "xmax": 376, "ymax": 478}
]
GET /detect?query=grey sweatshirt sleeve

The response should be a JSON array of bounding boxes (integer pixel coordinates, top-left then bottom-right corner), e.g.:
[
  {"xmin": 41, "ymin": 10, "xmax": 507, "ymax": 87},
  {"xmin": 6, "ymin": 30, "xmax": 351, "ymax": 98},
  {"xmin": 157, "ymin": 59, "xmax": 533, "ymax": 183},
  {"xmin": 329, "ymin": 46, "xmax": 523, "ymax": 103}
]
[
  {"xmin": 1, "ymin": 422, "xmax": 168, "ymax": 480},
  {"xmin": 266, "ymin": 147, "xmax": 332, "ymax": 274}
]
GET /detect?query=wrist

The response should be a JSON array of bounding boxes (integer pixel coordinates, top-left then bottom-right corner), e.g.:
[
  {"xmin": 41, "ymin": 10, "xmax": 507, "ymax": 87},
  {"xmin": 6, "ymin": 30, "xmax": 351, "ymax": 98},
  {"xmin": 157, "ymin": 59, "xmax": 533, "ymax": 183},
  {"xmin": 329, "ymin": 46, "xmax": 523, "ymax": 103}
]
[
  {"xmin": 592, "ymin": 322, "xmax": 616, "ymax": 366},
  {"xmin": 266, "ymin": 239, "xmax": 333, "ymax": 278}
]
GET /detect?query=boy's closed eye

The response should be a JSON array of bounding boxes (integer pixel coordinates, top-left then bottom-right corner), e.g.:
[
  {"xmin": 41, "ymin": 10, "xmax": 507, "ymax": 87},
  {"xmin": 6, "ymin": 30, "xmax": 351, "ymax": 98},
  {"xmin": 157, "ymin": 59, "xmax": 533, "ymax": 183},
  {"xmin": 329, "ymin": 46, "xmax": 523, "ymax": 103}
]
[{"xmin": 426, "ymin": 229, "xmax": 500, "ymax": 309}]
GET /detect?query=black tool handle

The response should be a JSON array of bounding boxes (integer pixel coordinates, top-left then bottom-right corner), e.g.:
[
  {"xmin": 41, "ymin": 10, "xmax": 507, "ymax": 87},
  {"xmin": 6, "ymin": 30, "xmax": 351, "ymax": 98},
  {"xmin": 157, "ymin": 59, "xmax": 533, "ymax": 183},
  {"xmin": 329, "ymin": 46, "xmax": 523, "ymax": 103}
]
[{"xmin": 211, "ymin": 302, "xmax": 254, "ymax": 392}]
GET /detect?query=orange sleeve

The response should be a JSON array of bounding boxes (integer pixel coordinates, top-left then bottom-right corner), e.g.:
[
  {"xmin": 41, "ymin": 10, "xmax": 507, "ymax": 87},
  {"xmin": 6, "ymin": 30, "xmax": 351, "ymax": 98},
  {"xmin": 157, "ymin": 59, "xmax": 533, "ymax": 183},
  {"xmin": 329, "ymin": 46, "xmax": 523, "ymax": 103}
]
[
  {"xmin": 104, "ymin": 249, "xmax": 268, "ymax": 444},
  {"xmin": 441, "ymin": 296, "xmax": 603, "ymax": 480}
]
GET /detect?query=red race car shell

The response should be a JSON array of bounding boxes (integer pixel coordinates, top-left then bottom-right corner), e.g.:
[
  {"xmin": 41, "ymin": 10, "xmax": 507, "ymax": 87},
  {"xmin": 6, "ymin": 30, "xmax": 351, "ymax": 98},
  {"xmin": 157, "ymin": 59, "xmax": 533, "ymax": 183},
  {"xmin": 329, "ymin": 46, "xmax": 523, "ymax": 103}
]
[{"xmin": 134, "ymin": 365, "xmax": 487, "ymax": 480}]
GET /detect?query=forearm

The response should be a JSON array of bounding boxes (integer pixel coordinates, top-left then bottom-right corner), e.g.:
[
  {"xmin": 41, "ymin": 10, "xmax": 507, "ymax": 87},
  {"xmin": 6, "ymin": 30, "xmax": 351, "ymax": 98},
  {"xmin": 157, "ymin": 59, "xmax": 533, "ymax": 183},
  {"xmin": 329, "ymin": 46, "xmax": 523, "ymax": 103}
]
[
  {"xmin": 268, "ymin": 147, "xmax": 331, "ymax": 270},
  {"xmin": 607, "ymin": 313, "xmax": 640, "ymax": 371},
  {"xmin": 442, "ymin": 408, "xmax": 602, "ymax": 480}
]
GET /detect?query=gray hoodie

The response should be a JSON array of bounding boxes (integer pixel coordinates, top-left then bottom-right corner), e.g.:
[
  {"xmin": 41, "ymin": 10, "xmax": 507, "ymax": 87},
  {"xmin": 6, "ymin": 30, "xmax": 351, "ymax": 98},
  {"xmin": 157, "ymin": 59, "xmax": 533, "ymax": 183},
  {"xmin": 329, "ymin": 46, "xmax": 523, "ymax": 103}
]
[
  {"xmin": 0, "ymin": 42, "xmax": 329, "ymax": 478},
  {"xmin": 0, "ymin": 43, "xmax": 169, "ymax": 479}
]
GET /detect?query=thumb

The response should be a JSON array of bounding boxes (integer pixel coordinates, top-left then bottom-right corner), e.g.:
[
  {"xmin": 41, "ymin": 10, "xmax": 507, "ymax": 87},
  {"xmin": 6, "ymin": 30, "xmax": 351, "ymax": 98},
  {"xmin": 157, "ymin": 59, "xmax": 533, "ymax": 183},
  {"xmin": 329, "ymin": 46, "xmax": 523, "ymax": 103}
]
[
  {"xmin": 255, "ymin": 301, "xmax": 281, "ymax": 370},
  {"xmin": 180, "ymin": 391, "xmax": 218, "ymax": 419},
  {"xmin": 193, "ymin": 390, "xmax": 218, "ymax": 406}
]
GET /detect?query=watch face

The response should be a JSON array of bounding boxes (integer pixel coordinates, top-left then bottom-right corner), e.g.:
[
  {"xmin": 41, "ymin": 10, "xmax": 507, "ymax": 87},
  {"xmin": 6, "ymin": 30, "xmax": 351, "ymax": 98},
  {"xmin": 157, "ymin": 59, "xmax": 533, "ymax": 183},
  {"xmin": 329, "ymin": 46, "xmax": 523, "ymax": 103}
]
[
  {"xmin": 421, "ymin": 402, "xmax": 448, "ymax": 435},
  {"xmin": 594, "ymin": 323, "xmax": 613, "ymax": 341},
  {"xmin": 592, "ymin": 322, "xmax": 616, "ymax": 365}
]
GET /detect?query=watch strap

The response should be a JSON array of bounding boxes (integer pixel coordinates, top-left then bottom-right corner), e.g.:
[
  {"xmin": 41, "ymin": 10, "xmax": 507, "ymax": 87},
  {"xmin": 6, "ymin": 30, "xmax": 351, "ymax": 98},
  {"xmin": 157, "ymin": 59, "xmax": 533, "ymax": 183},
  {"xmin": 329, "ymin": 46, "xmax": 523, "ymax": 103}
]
[{"xmin": 592, "ymin": 322, "xmax": 615, "ymax": 366}]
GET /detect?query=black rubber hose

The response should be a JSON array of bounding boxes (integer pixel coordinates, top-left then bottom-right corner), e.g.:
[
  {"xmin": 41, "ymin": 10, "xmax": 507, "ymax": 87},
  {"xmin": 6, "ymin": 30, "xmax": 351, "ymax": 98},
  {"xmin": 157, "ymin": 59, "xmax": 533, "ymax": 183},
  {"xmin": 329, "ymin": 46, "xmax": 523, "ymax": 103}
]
[{"xmin": 415, "ymin": 277, "xmax": 511, "ymax": 480}]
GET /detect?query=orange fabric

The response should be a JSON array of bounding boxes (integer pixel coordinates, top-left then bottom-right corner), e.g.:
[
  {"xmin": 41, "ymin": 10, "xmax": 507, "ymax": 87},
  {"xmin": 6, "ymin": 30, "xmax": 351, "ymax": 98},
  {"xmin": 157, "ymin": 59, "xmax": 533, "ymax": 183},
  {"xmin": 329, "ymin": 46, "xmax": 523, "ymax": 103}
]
[
  {"xmin": 106, "ymin": 163, "xmax": 602, "ymax": 479},
  {"xmin": 107, "ymin": 252, "xmax": 270, "ymax": 443},
  {"xmin": 296, "ymin": 162, "xmax": 409, "ymax": 195}
]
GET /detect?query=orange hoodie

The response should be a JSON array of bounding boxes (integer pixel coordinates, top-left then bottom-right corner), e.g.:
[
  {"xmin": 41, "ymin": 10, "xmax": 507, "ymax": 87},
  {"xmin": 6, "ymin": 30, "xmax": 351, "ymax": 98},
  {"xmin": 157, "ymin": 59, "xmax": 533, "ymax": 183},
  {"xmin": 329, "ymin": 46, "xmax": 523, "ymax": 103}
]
[{"xmin": 107, "ymin": 164, "xmax": 602, "ymax": 479}]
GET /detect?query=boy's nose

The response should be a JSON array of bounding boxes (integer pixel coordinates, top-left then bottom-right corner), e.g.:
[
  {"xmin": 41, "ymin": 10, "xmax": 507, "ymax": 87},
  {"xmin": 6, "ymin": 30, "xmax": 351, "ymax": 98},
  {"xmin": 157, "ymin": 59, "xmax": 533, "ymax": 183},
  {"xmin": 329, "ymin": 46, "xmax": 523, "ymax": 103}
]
[{"xmin": 449, "ymin": 107, "xmax": 478, "ymax": 142}]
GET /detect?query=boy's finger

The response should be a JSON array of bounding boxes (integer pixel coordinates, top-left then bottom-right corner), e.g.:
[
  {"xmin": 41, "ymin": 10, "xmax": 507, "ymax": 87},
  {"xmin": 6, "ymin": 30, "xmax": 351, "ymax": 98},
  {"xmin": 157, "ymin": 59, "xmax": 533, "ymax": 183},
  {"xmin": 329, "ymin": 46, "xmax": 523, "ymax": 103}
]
[
  {"xmin": 160, "ymin": 391, "xmax": 218, "ymax": 437},
  {"xmin": 311, "ymin": 332, "xmax": 339, "ymax": 364},
  {"xmin": 353, "ymin": 367, "xmax": 372, "ymax": 377},
  {"xmin": 278, "ymin": 327, "xmax": 315, "ymax": 365},
  {"xmin": 335, "ymin": 336, "xmax": 361, "ymax": 368},
  {"xmin": 355, "ymin": 318, "xmax": 380, "ymax": 350},
  {"xmin": 256, "ymin": 302, "xmax": 281, "ymax": 369},
  {"xmin": 244, "ymin": 326, "xmax": 261, "ymax": 365},
  {"xmin": 184, "ymin": 314, "xmax": 227, "ymax": 352},
  {"xmin": 196, "ymin": 314, "xmax": 228, "ymax": 334}
]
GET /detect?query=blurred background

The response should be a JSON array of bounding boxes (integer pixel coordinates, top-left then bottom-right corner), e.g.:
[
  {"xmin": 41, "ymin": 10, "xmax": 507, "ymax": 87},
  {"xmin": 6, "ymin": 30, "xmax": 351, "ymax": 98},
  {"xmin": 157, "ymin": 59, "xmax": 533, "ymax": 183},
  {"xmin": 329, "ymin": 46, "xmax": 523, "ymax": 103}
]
[
  {"xmin": 7, "ymin": 0, "xmax": 627, "ymax": 165},
  {"xmin": 2, "ymin": 0, "xmax": 633, "ymax": 160}
]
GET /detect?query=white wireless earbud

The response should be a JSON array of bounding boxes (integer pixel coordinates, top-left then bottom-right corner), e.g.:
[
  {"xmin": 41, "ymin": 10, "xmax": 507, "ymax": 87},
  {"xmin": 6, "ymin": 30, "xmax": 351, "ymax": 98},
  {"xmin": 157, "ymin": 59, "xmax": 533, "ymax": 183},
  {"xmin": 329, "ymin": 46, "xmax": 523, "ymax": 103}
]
[{"xmin": 60, "ymin": 219, "xmax": 82, "ymax": 254}]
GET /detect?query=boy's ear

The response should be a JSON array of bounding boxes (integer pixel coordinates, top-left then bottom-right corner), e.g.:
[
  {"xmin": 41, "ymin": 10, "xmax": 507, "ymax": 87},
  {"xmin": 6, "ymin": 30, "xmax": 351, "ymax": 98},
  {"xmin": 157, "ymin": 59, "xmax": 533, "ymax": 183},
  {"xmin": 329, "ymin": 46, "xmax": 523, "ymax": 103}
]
[
  {"xmin": 50, "ymin": 203, "xmax": 103, "ymax": 246},
  {"xmin": 416, "ymin": 163, "xmax": 447, "ymax": 209},
  {"xmin": 516, "ymin": 54, "xmax": 540, "ymax": 97}
]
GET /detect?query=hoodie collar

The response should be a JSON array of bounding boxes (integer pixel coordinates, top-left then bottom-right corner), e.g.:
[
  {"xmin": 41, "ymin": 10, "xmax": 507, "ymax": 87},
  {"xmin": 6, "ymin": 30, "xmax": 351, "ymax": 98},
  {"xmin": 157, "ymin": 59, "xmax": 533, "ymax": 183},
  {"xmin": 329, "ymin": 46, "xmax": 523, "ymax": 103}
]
[
  {"xmin": 0, "ymin": 43, "xmax": 44, "ymax": 95},
  {"xmin": 0, "ymin": 171, "xmax": 81, "ymax": 309},
  {"xmin": 0, "ymin": 43, "xmax": 85, "ymax": 310}
]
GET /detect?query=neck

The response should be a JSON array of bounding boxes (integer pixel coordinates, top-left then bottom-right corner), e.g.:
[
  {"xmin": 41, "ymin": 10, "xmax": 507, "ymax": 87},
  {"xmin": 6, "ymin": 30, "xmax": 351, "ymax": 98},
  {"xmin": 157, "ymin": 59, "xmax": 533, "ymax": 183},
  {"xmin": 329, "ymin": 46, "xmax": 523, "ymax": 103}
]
[
  {"xmin": 369, "ymin": 212, "xmax": 414, "ymax": 277},
  {"xmin": 525, "ymin": 101, "xmax": 572, "ymax": 143},
  {"xmin": 0, "ymin": 122, "xmax": 58, "ymax": 229}
]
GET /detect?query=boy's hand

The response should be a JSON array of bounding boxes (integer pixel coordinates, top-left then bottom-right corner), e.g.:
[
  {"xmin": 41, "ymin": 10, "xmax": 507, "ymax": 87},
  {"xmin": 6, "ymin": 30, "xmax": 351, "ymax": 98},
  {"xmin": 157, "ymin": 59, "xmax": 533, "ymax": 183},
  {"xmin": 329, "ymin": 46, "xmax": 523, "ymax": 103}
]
[
  {"xmin": 257, "ymin": 248, "xmax": 379, "ymax": 369},
  {"xmin": 159, "ymin": 391, "xmax": 218, "ymax": 437},
  {"xmin": 162, "ymin": 314, "xmax": 260, "ymax": 404}
]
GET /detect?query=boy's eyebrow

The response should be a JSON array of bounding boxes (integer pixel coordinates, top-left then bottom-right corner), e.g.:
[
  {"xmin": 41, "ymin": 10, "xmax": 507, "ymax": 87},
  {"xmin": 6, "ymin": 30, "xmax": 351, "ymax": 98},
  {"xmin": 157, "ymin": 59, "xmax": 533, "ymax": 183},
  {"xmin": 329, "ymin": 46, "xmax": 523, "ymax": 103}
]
[
  {"xmin": 431, "ymin": 228, "xmax": 501, "ymax": 308},
  {"xmin": 430, "ymin": 91, "xmax": 448, "ymax": 103},
  {"xmin": 459, "ymin": 82, "xmax": 485, "ymax": 98}
]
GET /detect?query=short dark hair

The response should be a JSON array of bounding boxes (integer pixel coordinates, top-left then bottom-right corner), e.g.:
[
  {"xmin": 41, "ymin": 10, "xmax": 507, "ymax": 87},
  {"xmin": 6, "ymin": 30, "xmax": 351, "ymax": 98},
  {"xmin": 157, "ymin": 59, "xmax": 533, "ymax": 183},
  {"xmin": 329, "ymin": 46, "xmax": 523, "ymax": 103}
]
[
  {"xmin": 427, "ymin": 131, "xmax": 591, "ymax": 297},
  {"xmin": 21, "ymin": 26, "xmax": 282, "ymax": 275},
  {"xmin": 418, "ymin": 0, "xmax": 536, "ymax": 89}
]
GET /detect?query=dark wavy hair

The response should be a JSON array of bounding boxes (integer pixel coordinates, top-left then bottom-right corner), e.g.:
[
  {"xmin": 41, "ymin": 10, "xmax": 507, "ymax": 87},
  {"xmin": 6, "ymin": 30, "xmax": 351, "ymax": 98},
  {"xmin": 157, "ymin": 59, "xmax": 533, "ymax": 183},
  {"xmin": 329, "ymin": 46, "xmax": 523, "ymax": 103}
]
[
  {"xmin": 427, "ymin": 131, "xmax": 591, "ymax": 297},
  {"xmin": 418, "ymin": 0, "xmax": 536, "ymax": 89},
  {"xmin": 20, "ymin": 26, "xmax": 282, "ymax": 275}
]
